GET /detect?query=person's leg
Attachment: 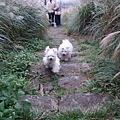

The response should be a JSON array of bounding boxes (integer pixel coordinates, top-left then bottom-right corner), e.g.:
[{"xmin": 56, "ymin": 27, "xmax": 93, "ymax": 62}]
[
  {"xmin": 55, "ymin": 15, "xmax": 57, "ymax": 26},
  {"xmin": 55, "ymin": 15, "xmax": 59, "ymax": 26},
  {"xmin": 58, "ymin": 15, "xmax": 61, "ymax": 26},
  {"xmin": 51, "ymin": 12, "xmax": 55, "ymax": 26},
  {"xmin": 48, "ymin": 13, "xmax": 51, "ymax": 25},
  {"xmin": 51, "ymin": 12, "xmax": 55, "ymax": 22}
]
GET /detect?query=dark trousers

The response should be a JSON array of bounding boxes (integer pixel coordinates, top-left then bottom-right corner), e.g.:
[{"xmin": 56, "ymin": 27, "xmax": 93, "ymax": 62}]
[
  {"xmin": 48, "ymin": 12, "xmax": 55, "ymax": 26},
  {"xmin": 55, "ymin": 15, "xmax": 61, "ymax": 26}
]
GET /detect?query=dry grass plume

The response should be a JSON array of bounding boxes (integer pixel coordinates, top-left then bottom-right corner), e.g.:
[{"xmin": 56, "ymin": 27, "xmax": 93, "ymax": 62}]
[
  {"xmin": 112, "ymin": 43, "xmax": 120, "ymax": 60},
  {"xmin": 100, "ymin": 31, "xmax": 120, "ymax": 58},
  {"xmin": 100, "ymin": 31, "xmax": 120, "ymax": 48}
]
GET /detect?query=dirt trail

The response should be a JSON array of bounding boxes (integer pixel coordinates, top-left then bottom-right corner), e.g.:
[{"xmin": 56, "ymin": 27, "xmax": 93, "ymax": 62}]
[{"xmin": 23, "ymin": 26, "xmax": 109, "ymax": 114}]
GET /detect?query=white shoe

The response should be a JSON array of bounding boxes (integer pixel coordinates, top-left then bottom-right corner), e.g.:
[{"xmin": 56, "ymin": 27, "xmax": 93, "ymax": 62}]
[{"xmin": 54, "ymin": 23, "xmax": 57, "ymax": 27}]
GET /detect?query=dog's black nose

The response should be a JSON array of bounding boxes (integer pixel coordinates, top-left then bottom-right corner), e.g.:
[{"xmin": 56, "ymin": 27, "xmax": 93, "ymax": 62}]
[
  {"xmin": 50, "ymin": 58, "xmax": 52, "ymax": 61},
  {"xmin": 63, "ymin": 54, "xmax": 66, "ymax": 56}
]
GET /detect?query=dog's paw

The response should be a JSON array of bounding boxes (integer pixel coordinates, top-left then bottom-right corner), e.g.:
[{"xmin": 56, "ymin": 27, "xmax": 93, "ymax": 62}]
[
  {"xmin": 52, "ymin": 68, "xmax": 60, "ymax": 73},
  {"xmin": 52, "ymin": 69, "xmax": 59, "ymax": 73}
]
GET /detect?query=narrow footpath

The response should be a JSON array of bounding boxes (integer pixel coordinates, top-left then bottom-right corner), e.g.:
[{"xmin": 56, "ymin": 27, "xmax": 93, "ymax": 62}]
[{"xmin": 22, "ymin": 26, "xmax": 109, "ymax": 115}]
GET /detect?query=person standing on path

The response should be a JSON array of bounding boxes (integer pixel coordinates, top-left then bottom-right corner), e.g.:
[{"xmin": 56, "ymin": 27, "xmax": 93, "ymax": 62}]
[
  {"xmin": 54, "ymin": 0, "xmax": 62, "ymax": 27},
  {"xmin": 46, "ymin": 0, "xmax": 55, "ymax": 26}
]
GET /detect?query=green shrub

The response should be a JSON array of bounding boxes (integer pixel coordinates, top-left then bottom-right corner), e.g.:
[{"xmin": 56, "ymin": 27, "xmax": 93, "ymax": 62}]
[
  {"xmin": 1, "ymin": 49, "xmax": 41, "ymax": 78},
  {"xmin": 0, "ymin": 75, "xmax": 38, "ymax": 120}
]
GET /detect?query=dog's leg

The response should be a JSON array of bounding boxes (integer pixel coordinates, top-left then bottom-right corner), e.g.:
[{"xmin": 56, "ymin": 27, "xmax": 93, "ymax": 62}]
[
  {"xmin": 60, "ymin": 55, "xmax": 65, "ymax": 61},
  {"xmin": 68, "ymin": 53, "xmax": 72, "ymax": 60},
  {"xmin": 43, "ymin": 57, "xmax": 49, "ymax": 69},
  {"xmin": 52, "ymin": 64, "xmax": 61, "ymax": 73}
]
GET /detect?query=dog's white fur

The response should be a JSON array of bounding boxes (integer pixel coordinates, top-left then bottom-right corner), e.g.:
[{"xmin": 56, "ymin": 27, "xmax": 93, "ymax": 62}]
[
  {"xmin": 58, "ymin": 39, "xmax": 73, "ymax": 61},
  {"xmin": 43, "ymin": 46, "xmax": 61, "ymax": 73}
]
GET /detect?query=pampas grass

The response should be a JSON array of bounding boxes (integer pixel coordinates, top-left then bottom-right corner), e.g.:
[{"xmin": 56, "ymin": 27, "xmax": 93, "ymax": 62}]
[
  {"xmin": 111, "ymin": 72, "xmax": 120, "ymax": 80},
  {"xmin": 112, "ymin": 43, "xmax": 120, "ymax": 60},
  {"xmin": 100, "ymin": 31, "xmax": 120, "ymax": 48},
  {"xmin": 0, "ymin": 0, "xmax": 48, "ymax": 56},
  {"xmin": 100, "ymin": 31, "xmax": 120, "ymax": 60}
]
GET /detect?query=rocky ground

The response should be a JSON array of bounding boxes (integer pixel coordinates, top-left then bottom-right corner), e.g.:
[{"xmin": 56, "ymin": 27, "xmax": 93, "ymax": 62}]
[{"xmin": 22, "ymin": 26, "xmax": 110, "ymax": 116}]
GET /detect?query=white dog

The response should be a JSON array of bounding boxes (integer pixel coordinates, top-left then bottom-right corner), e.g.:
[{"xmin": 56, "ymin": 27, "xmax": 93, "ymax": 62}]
[
  {"xmin": 43, "ymin": 46, "xmax": 61, "ymax": 73},
  {"xmin": 58, "ymin": 39, "xmax": 73, "ymax": 61}
]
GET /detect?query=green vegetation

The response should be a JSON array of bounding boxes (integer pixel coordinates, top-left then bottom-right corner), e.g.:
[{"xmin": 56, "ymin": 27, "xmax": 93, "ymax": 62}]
[
  {"xmin": 65, "ymin": 0, "xmax": 120, "ymax": 36},
  {"xmin": 63, "ymin": 0, "xmax": 120, "ymax": 97},
  {"xmin": 61, "ymin": 0, "xmax": 120, "ymax": 119},
  {"xmin": 0, "ymin": 0, "xmax": 49, "ymax": 119},
  {"xmin": 48, "ymin": 108, "xmax": 109, "ymax": 120},
  {"xmin": 0, "ymin": 0, "xmax": 120, "ymax": 119},
  {"xmin": 45, "ymin": 104, "xmax": 119, "ymax": 120},
  {"xmin": 0, "ymin": 0, "xmax": 48, "ymax": 57},
  {"xmin": 0, "ymin": 75, "xmax": 36, "ymax": 119},
  {"xmin": 67, "ymin": 2, "xmax": 95, "ymax": 35}
]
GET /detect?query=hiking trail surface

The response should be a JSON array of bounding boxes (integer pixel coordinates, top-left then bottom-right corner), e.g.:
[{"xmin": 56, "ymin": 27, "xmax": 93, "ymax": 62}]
[{"xmin": 22, "ymin": 26, "xmax": 110, "ymax": 115}]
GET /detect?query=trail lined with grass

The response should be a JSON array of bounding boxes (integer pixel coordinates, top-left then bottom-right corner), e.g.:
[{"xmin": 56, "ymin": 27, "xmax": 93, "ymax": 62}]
[
  {"xmin": 1, "ymin": 0, "xmax": 119, "ymax": 119},
  {"xmin": 22, "ymin": 26, "xmax": 111, "ymax": 119}
]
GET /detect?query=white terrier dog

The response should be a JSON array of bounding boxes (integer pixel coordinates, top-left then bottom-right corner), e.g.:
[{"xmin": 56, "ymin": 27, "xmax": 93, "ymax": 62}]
[
  {"xmin": 43, "ymin": 46, "xmax": 61, "ymax": 73},
  {"xmin": 58, "ymin": 39, "xmax": 73, "ymax": 61}
]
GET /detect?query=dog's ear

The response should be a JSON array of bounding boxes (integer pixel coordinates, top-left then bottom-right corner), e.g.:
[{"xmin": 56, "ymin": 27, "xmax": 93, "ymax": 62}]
[
  {"xmin": 62, "ymin": 40, "xmax": 65, "ymax": 42},
  {"xmin": 45, "ymin": 46, "xmax": 50, "ymax": 54},
  {"xmin": 53, "ymin": 48, "xmax": 57, "ymax": 54},
  {"xmin": 63, "ymin": 39, "xmax": 69, "ymax": 43}
]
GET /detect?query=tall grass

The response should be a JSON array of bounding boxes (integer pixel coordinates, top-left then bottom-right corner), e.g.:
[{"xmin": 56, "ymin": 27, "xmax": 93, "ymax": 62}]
[
  {"xmin": 63, "ymin": 6, "xmax": 120, "ymax": 113},
  {"xmin": 0, "ymin": 0, "xmax": 48, "ymax": 57},
  {"xmin": 65, "ymin": 0, "xmax": 120, "ymax": 36},
  {"xmin": 100, "ymin": 31, "xmax": 120, "ymax": 60},
  {"xmin": 0, "ymin": 0, "xmax": 49, "ymax": 119},
  {"xmin": 63, "ymin": 0, "xmax": 120, "ymax": 93},
  {"xmin": 66, "ymin": 1, "xmax": 95, "ymax": 35},
  {"xmin": 89, "ymin": 0, "xmax": 120, "ymax": 38}
]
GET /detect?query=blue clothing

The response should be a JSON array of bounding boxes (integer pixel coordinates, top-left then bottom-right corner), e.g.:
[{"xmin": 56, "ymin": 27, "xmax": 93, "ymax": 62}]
[{"xmin": 54, "ymin": 0, "xmax": 62, "ymax": 26}]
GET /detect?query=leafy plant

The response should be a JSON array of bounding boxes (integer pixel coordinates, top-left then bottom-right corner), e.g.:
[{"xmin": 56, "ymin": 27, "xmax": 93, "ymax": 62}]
[
  {"xmin": 0, "ymin": 75, "xmax": 38, "ymax": 119},
  {"xmin": 1, "ymin": 49, "xmax": 41, "ymax": 78}
]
